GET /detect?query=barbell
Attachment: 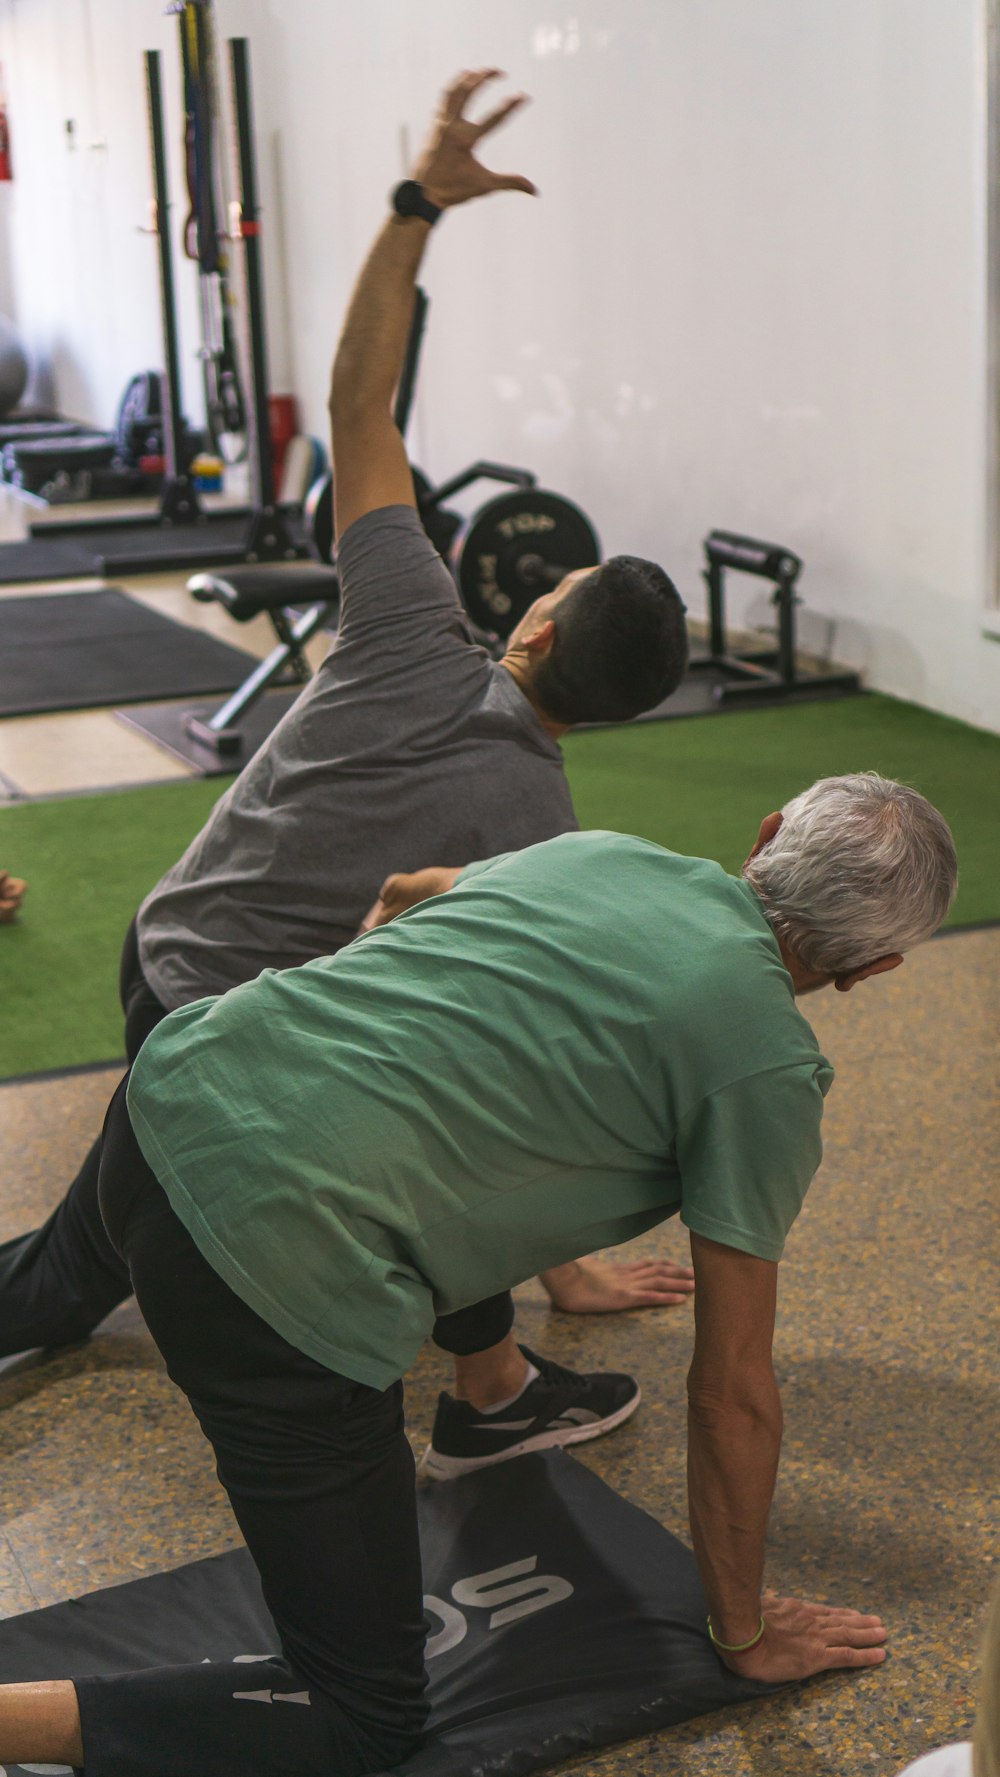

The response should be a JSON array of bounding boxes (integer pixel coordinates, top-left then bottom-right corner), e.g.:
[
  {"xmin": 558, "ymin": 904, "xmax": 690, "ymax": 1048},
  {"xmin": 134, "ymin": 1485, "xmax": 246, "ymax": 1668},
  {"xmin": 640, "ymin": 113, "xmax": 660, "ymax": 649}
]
[
  {"xmin": 449, "ymin": 488, "xmax": 600, "ymax": 640},
  {"xmin": 301, "ymin": 465, "xmax": 460, "ymax": 568}
]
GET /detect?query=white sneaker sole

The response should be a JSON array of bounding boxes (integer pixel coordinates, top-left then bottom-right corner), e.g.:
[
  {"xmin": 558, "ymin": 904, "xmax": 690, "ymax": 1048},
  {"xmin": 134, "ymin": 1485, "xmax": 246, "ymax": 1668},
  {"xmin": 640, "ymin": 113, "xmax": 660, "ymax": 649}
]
[{"xmin": 417, "ymin": 1384, "xmax": 641, "ymax": 1481}]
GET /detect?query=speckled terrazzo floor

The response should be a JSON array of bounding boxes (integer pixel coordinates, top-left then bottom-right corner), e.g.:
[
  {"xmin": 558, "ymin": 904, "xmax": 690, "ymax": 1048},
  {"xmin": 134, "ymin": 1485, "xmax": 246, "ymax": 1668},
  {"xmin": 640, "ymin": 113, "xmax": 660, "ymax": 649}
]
[{"xmin": 0, "ymin": 928, "xmax": 996, "ymax": 1776}]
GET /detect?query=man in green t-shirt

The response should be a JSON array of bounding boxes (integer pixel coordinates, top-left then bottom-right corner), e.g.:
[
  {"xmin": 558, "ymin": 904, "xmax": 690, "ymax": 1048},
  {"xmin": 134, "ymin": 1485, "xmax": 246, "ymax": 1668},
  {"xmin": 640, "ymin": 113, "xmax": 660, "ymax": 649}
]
[{"xmin": 0, "ymin": 756, "xmax": 957, "ymax": 1774}]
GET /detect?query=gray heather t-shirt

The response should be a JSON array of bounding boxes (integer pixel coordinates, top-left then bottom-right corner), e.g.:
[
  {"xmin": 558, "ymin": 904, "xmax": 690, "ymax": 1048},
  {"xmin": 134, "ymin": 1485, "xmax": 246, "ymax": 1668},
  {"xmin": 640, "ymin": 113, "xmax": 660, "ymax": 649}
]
[{"xmin": 137, "ymin": 505, "xmax": 578, "ymax": 1010}]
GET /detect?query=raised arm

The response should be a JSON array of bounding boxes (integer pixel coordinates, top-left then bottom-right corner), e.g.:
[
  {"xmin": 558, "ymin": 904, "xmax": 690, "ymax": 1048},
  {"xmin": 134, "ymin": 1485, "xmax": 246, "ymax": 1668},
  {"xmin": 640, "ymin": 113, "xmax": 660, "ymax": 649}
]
[
  {"xmin": 329, "ymin": 68, "xmax": 536, "ymax": 541},
  {"xmin": 687, "ymin": 1232, "xmax": 886, "ymax": 1681}
]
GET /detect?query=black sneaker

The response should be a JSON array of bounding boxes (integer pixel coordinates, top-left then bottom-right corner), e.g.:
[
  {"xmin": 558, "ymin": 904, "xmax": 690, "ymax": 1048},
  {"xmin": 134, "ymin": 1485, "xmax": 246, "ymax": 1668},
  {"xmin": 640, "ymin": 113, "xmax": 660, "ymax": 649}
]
[{"xmin": 419, "ymin": 1345, "xmax": 641, "ymax": 1480}]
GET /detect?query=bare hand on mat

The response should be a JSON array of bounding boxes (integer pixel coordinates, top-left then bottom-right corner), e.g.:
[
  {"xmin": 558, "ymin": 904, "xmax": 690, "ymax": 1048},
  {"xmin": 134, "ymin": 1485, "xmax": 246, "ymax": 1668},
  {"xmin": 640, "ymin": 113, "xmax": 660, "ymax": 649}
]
[
  {"xmin": 718, "ymin": 1593, "xmax": 887, "ymax": 1682},
  {"xmin": 541, "ymin": 1255, "xmax": 695, "ymax": 1312},
  {"xmin": 0, "ymin": 873, "xmax": 26, "ymax": 923},
  {"xmin": 359, "ymin": 866, "xmax": 462, "ymax": 934}
]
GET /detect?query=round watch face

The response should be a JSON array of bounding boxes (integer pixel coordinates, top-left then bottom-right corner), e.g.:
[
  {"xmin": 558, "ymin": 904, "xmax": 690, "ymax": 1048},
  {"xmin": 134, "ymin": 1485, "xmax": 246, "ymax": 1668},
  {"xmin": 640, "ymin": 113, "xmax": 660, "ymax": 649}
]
[
  {"xmin": 393, "ymin": 180, "xmax": 424, "ymax": 217},
  {"xmin": 392, "ymin": 180, "xmax": 440, "ymax": 222}
]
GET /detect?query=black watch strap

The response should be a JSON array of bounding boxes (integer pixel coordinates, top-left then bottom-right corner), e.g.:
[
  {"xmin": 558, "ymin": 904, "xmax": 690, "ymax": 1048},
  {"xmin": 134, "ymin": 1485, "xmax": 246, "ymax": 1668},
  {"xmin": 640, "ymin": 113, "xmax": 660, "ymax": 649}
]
[{"xmin": 391, "ymin": 180, "xmax": 443, "ymax": 226}]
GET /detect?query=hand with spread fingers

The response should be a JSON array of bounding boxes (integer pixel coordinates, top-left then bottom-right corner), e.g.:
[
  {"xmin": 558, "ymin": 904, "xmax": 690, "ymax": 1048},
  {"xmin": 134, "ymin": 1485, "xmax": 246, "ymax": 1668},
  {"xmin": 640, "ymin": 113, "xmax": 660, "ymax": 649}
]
[
  {"xmin": 411, "ymin": 68, "xmax": 537, "ymax": 211},
  {"xmin": 717, "ymin": 1593, "xmax": 887, "ymax": 1684}
]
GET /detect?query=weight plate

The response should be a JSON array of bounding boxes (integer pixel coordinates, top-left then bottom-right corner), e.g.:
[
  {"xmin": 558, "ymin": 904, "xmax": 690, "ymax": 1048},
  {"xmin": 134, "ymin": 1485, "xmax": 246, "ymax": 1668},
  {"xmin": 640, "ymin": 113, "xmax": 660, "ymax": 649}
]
[
  {"xmin": 303, "ymin": 470, "xmax": 334, "ymax": 563},
  {"xmin": 411, "ymin": 466, "xmax": 432, "ymax": 506},
  {"xmin": 304, "ymin": 465, "xmax": 462, "ymax": 566},
  {"xmin": 412, "ymin": 466, "xmax": 463, "ymax": 558},
  {"xmin": 451, "ymin": 488, "xmax": 601, "ymax": 640}
]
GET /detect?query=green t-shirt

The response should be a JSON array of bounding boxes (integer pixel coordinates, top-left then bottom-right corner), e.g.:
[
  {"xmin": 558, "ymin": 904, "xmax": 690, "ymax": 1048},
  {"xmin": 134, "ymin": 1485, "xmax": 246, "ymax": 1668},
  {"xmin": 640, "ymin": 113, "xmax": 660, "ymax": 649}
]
[{"xmin": 127, "ymin": 831, "xmax": 833, "ymax": 1389}]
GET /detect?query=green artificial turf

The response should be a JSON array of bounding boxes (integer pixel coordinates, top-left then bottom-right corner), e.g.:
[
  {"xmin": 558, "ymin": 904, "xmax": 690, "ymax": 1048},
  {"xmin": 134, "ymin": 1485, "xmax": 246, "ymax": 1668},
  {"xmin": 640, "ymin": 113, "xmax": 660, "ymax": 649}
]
[
  {"xmin": 0, "ymin": 777, "xmax": 232, "ymax": 1080},
  {"xmin": 564, "ymin": 692, "xmax": 1000, "ymax": 915},
  {"xmin": 1, "ymin": 692, "xmax": 997, "ymax": 1081}
]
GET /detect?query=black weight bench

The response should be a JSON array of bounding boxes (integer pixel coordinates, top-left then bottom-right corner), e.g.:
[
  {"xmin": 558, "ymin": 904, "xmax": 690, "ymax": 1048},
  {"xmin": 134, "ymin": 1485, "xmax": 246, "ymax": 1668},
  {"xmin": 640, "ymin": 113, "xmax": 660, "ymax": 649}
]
[
  {"xmin": 184, "ymin": 560, "xmax": 340, "ymax": 757},
  {"xmin": 0, "ymin": 419, "xmax": 86, "ymax": 452},
  {"xmin": 2, "ymin": 432, "xmax": 118, "ymax": 502}
]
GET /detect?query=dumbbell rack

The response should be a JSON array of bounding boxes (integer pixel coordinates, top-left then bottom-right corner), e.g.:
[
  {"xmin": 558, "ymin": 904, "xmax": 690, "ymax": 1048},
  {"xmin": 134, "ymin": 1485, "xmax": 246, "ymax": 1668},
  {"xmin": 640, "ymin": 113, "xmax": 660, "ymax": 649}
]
[{"xmin": 688, "ymin": 530, "xmax": 861, "ymax": 704}]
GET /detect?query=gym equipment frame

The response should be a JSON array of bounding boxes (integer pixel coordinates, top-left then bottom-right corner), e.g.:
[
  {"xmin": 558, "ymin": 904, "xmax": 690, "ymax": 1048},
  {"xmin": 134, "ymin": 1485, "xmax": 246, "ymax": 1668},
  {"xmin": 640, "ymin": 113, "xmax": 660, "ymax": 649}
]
[
  {"xmin": 689, "ymin": 530, "xmax": 861, "ymax": 704},
  {"xmin": 121, "ymin": 289, "xmax": 433, "ymax": 766},
  {"xmin": 31, "ymin": 38, "xmax": 305, "ymax": 578},
  {"xmin": 27, "ymin": 51, "xmax": 238, "ymax": 546}
]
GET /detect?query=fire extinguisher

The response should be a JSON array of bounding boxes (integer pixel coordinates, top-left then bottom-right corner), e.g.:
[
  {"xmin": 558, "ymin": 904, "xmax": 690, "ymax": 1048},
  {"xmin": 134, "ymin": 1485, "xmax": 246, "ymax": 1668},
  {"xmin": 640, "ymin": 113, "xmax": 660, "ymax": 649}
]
[{"xmin": 0, "ymin": 66, "xmax": 12, "ymax": 183}]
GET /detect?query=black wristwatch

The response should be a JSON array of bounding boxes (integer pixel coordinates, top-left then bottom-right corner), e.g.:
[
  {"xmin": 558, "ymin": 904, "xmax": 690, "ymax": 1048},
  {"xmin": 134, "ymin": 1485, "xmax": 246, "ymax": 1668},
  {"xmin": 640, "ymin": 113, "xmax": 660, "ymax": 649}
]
[{"xmin": 391, "ymin": 180, "xmax": 443, "ymax": 226}]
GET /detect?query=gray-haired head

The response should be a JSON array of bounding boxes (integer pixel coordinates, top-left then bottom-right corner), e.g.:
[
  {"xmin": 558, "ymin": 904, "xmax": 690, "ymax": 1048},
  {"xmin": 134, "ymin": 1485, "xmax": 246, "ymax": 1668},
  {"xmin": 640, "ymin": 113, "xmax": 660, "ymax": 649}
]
[{"xmin": 743, "ymin": 773, "xmax": 958, "ymax": 976}]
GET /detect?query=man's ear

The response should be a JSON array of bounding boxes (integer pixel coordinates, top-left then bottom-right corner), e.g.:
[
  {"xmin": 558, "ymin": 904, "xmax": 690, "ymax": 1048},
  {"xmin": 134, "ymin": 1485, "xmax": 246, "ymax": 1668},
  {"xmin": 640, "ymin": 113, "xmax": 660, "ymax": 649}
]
[
  {"xmin": 745, "ymin": 810, "xmax": 782, "ymax": 866},
  {"xmin": 521, "ymin": 617, "xmax": 557, "ymax": 656},
  {"xmin": 834, "ymin": 953, "xmax": 904, "ymax": 994}
]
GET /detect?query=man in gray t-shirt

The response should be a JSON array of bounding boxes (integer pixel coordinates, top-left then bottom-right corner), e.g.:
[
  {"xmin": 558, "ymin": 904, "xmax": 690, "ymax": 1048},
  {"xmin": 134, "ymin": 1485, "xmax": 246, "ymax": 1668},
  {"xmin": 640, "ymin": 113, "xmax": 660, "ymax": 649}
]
[
  {"xmin": 0, "ymin": 68, "xmax": 690, "ymax": 1474},
  {"xmin": 138, "ymin": 504, "xmax": 577, "ymax": 1010}
]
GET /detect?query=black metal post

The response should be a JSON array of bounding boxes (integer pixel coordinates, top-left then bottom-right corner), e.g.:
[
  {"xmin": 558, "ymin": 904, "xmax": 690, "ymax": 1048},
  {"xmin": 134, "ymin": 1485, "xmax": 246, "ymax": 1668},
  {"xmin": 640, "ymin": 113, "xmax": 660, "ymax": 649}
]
[
  {"xmin": 230, "ymin": 36, "xmax": 273, "ymax": 505},
  {"xmin": 775, "ymin": 578, "xmax": 798, "ymax": 684},
  {"xmin": 146, "ymin": 49, "xmax": 202, "ymax": 524},
  {"xmin": 228, "ymin": 36, "xmax": 302, "ymax": 560},
  {"xmin": 705, "ymin": 561, "xmax": 726, "ymax": 659},
  {"xmin": 393, "ymin": 286, "xmax": 428, "ymax": 437}
]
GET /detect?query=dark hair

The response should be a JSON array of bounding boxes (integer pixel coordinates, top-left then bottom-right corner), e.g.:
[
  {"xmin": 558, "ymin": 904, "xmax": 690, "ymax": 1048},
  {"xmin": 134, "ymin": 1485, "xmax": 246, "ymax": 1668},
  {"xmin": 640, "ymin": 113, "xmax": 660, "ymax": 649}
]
[{"xmin": 531, "ymin": 555, "xmax": 689, "ymax": 725}]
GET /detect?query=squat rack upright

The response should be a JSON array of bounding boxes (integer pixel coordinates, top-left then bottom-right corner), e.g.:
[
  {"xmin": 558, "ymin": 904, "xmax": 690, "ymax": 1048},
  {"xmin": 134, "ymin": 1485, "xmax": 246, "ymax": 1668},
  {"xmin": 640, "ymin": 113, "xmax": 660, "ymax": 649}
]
[{"xmin": 31, "ymin": 30, "xmax": 305, "ymax": 577}]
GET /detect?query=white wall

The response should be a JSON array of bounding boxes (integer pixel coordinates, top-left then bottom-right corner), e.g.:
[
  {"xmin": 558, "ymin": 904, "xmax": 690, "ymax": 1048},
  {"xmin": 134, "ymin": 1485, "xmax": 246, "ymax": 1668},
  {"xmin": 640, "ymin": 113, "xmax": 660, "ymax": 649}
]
[
  {"xmin": 0, "ymin": 0, "xmax": 213, "ymax": 422},
  {"xmin": 1, "ymin": 0, "xmax": 997, "ymax": 733}
]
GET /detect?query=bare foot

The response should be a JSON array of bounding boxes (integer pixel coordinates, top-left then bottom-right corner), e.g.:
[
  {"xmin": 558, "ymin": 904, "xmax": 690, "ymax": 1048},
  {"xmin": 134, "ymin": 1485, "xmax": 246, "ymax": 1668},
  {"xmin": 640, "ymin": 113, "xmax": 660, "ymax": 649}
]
[{"xmin": 540, "ymin": 1256, "xmax": 695, "ymax": 1314}]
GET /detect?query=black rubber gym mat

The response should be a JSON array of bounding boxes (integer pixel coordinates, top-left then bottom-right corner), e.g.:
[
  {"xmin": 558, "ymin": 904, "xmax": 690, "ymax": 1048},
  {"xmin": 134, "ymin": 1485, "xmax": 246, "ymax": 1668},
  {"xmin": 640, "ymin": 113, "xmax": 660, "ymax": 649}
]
[
  {"xmin": 117, "ymin": 688, "xmax": 304, "ymax": 774},
  {"xmin": 0, "ymin": 1451, "xmax": 777, "ymax": 1777},
  {"xmin": 66, "ymin": 511, "xmax": 262, "ymax": 575},
  {"xmin": 0, "ymin": 513, "xmax": 307, "ymax": 583},
  {"xmin": 0, "ymin": 589, "xmax": 261, "ymax": 717},
  {"xmin": 0, "ymin": 534, "xmax": 98, "ymax": 584}
]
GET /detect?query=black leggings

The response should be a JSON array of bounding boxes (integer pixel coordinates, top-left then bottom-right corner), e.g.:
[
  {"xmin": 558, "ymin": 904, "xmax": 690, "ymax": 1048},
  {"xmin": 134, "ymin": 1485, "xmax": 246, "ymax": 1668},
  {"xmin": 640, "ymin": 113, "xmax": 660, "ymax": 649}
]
[
  {"xmin": 0, "ymin": 919, "xmax": 513, "ymax": 1360},
  {"xmin": 82, "ymin": 1080, "xmax": 427, "ymax": 1777}
]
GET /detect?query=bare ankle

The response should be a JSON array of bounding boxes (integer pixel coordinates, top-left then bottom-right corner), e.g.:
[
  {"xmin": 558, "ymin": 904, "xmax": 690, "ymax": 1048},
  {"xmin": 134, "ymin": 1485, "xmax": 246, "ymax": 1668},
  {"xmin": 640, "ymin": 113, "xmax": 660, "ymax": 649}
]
[
  {"xmin": 539, "ymin": 1261, "xmax": 585, "ymax": 1307},
  {"xmin": 451, "ymin": 1341, "xmax": 528, "ymax": 1410}
]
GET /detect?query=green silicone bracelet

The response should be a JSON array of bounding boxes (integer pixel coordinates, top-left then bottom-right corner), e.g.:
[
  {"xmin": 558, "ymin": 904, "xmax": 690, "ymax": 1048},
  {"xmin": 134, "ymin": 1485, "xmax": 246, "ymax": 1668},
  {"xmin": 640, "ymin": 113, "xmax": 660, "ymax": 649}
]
[{"xmin": 707, "ymin": 1614, "xmax": 766, "ymax": 1653}]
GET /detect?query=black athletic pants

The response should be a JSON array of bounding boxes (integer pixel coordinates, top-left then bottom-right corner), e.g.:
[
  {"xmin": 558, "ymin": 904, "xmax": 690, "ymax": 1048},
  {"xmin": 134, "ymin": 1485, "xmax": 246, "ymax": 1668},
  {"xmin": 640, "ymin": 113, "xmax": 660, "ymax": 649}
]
[
  {"xmin": 0, "ymin": 919, "xmax": 513, "ymax": 1360},
  {"xmin": 80, "ymin": 1081, "xmax": 426, "ymax": 1777},
  {"xmin": 0, "ymin": 920, "xmax": 161, "ymax": 1355}
]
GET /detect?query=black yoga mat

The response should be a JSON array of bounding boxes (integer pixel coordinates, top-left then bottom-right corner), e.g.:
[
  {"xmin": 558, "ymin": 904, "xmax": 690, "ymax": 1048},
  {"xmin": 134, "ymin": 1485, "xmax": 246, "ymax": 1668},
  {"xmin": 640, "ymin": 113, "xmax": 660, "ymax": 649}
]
[
  {"xmin": 0, "ymin": 1452, "xmax": 777, "ymax": 1777},
  {"xmin": 0, "ymin": 589, "xmax": 260, "ymax": 717}
]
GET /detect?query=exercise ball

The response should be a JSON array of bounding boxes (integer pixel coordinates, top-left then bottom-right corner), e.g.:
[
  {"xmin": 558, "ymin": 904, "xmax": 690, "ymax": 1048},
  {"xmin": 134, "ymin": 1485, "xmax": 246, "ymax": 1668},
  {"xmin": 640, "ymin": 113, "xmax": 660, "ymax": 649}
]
[{"xmin": 0, "ymin": 314, "xmax": 28, "ymax": 416}]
